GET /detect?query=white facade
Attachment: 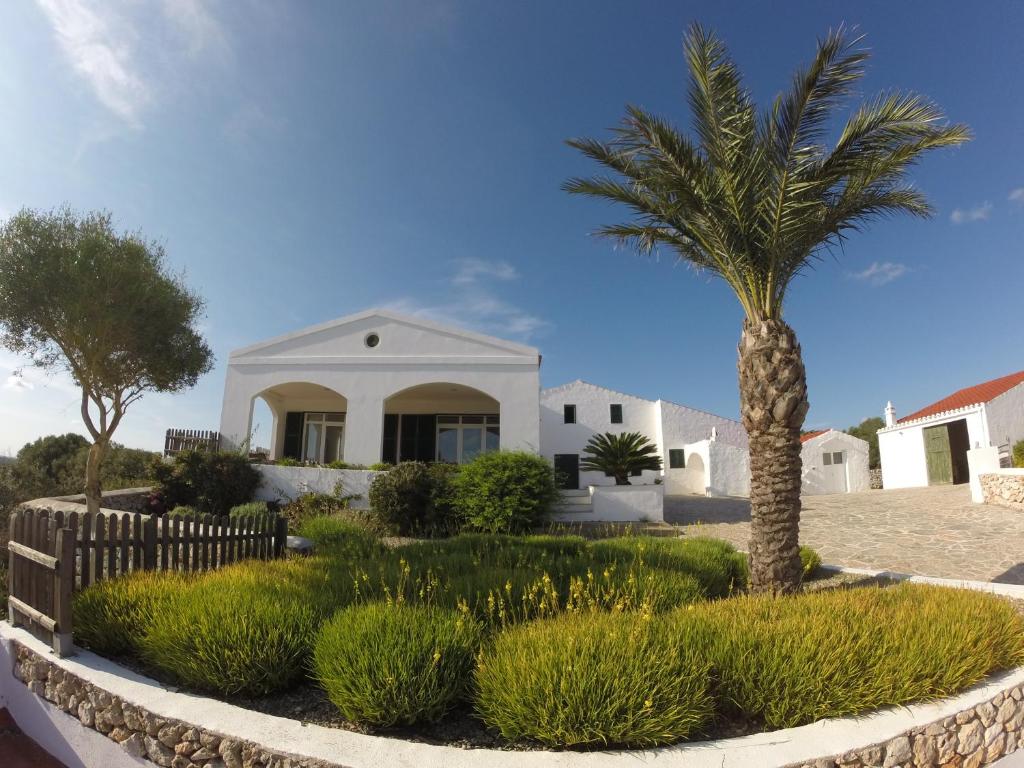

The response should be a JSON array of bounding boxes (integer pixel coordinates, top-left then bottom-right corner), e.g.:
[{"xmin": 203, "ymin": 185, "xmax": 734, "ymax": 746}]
[
  {"xmin": 800, "ymin": 430, "xmax": 870, "ymax": 495},
  {"xmin": 219, "ymin": 309, "xmax": 541, "ymax": 466},
  {"xmin": 539, "ymin": 380, "xmax": 749, "ymax": 497},
  {"xmin": 878, "ymin": 378, "xmax": 1024, "ymax": 490}
]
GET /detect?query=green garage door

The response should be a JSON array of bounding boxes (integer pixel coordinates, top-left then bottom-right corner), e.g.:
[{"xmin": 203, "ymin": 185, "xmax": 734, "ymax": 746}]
[{"xmin": 923, "ymin": 424, "xmax": 953, "ymax": 485}]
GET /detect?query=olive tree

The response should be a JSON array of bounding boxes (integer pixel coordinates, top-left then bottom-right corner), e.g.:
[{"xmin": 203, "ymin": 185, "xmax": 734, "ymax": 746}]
[{"xmin": 0, "ymin": 208, "xmax": 213, "ymax": 513}]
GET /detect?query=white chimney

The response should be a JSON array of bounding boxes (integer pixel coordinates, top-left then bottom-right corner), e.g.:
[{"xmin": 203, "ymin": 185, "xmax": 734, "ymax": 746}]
[{"xmin": 884, "ymin": 401, "xmax": 896, "ymax": 428}]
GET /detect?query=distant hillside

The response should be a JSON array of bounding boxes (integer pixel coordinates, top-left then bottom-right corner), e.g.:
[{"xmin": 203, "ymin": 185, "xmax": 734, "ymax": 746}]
[{"xmin": 0, "ymin": 456, "xmax": 15, "ymax": 466}]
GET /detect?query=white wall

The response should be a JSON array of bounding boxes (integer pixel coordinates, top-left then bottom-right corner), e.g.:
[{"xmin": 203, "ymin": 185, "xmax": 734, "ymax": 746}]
[
  {"xmin": 540, "ymin": 381, "xmax": 662, "ymax": 487},
  {"xmin": 878, "ymin": 407, "xmax": 987, "ymax": 489},
  {"xmin": 707, "ymin": 440, "xmax": 750, "ymax": 497},
  {"xmin": 800, "ymin": 430, "xmax": 870, "ymax": 495},
  {"xmin": 254, "ymin": 465, "xmax": 380, "ymax": 509},
  {"xmin": 664, "ymin": 440, "xmax": 710, "ymax": 495},
  {"xmin": 220, "ymin": 311, "xmax": 541, "ymax": 466},
  {"xmin": 986, "ymin": 382, "xmax": 1024, "ymax": 453}
]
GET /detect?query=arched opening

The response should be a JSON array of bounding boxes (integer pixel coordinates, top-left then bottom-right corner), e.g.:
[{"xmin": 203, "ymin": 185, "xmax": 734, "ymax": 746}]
[
  {"xmin": 253, "ymin": 382, "xmax": 348, "ymax": 462},
  {"xmin": 382, "ymin": 382, "xmax": 500, "ymax": 464}
]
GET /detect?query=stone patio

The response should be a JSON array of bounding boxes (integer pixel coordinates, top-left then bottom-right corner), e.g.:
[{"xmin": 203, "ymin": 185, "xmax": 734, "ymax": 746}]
[{"xmin": 665, "ymin": 484, "xmax": 1024, "ymax": 584}]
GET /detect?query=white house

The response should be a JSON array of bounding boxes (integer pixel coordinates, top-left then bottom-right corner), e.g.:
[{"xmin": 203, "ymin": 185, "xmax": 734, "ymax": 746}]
[
  {"xmin": 539, "ymin": 380, "xmax": 750, "ymax": 497},
  {"xmin": 878, "ymin": 370, "xmax": 1024, "ymax": 489},
  {"xmin": 799, "ymin": 429, "xmax": 870, "ymax": 495},
  {"xmin": 218, "ymin": 309, "xmax": 753, "ymax": 499},
  {"xmin": 219, "ymin": 309, "xmax": 541, "ymax": 466}
]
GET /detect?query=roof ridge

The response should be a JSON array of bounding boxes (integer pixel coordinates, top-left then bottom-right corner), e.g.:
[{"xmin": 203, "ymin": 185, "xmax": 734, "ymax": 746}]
[{"xmin": 896, "ymin": 369, "xmax": 1024, "ymax": 424}]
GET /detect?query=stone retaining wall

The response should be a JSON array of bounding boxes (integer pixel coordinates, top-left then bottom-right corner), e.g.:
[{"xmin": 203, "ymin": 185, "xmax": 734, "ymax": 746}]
[
  {"xmin": 980, "ymin": 471, "xmax": 1024, "ymax": 512},
  {"xmin": 10, "ymin": 636, "xmax": 1024, "ymax": 768},
  {"xmin": 869, "ymin": 468, "xmax": 883, "ymax": 490},
  {"xmin": 49, "ymin": 487, "xmax": 153, "ymax": 513}
]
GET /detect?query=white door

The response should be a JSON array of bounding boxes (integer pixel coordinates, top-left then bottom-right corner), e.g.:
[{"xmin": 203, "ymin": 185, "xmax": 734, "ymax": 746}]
[{"xmin": 821, "ymin": 450, "xmax": 848, "ymax": 494}]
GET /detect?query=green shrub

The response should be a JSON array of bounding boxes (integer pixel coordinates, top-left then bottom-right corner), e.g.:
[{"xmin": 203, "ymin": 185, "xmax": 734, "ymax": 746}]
[
  {"xmin": 276, "ymin": 456, "xmax": 300, "ymax": 466},
  {"xmin": 140, "ymin": 569, "xmax": 321, "ymax": 696},
  {"xmin": 152, "ymin": 450, "xmax": 260, "ymax": 516},
  {"xmin": 279, "ymin": 481, "xmax": 359, "ymax": 532},
  {"xmin": 326, "ymin": 460, "xmax": 349, "ymax": 469},
  {"xmin": 166, "ymin": 505, "xmax": 198, "ymax": 518},
  {"xmin": 1013, "ymin": 439, "xmax": 1024, "ymax": 468},
  {"xmin": 367, "ymin": 461, "xmax": 459, "ymax": 537},
  {"xmin": 297, "ymin": 515, "xmax": 386, "ymax": 558},
  {"xmin": 475, "ymin": 611, "xmax": 712, "ymax": 747},
  {"xmin": 313, "ymin": 603, "xmax": 482, "ymax": 726},
  {"xmin": 369, "ymin": 462, "xmax": 392, "ymax": 471},
  {"xmin": 452, "ymin": 451, "xmax": 557, "ymax": 534},
  {"xmin": 684, "ymin": 583, "xmax": 1024, "ymax": 728},
  {"xmin": 799, "ymin": 545, "xmax": 822, "ymax": 578},
  {"xmin": 73, "ymin": 571, "xmax": 189, "ymax": 655},
  {"xmin": 229, "ymin": 501, "xmax": 273, "ymax": 527}
]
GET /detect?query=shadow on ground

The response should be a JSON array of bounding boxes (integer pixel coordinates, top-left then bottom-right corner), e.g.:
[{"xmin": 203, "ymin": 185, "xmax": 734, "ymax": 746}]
[{"xmin": 664, "ymin": 495, "xmax": 751, "ymax": 526}]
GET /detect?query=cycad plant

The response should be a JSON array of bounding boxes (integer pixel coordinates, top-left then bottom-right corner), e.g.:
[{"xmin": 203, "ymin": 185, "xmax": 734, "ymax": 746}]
[
  {"xmin": 564, "ymin": 25, "xmax": 967, "ymax": 593},
  {"xmin": 580, "ymin": 432, "xmax": 663, "ymax": 485}
]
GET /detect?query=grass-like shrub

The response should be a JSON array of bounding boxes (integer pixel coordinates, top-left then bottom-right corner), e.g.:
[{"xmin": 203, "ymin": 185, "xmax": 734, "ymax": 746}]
[
  {"xmin": 73, "ymin": 571, "xmax": 189, "ymax": 655},
  {"xmin": 475, "ymin": 611, "xmax": 713, "ymax": 747},
  {"xmin": 140, "ymin": 567, "xmax": 322, "ymax": 696},
  {"xmin": 229, "ymin": 501, "xmax": 270, "ymax": 519},
  {"xmin": 799, "ymin": 545, "xmax": 822, "ymax": 578},
  {"xmin": 452, "ymin": 451, "xmax": 557, "ymax": 534},
  {"xmin": 297, "ymin": 515, "xmax": 387, "ymax": 558},
  {"xmin": 367, "ymin": 461, "xmax": 459, "ymax": 537},
  {"xmin": 682, "ymin": 583, "xmax": 1024, "ymax": 728},
  {"xmin": 166, "ymin": 505, "xmax": 198, "ymax": 518},
  {"xmin": 313, "ymin": 603, "xmax": 481, "ymax": 726}
]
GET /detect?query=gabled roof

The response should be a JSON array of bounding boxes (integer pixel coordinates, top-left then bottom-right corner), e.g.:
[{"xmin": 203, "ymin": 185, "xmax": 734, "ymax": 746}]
[
  {"xmin": 898, "ymin": 370, "xmax": 1024, "ymax": 424},
  {"xmin": 801, "ymin": 429, "xmax": 831, "ymax": 443},
  {"xmin": 228, "ymin": 308, "xmax": 539, "ymax": 360}
]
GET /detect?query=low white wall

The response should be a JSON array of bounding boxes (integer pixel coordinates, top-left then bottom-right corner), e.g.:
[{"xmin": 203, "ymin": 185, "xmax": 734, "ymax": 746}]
[
  {"xmin": 590, "ymin": 484, "xmax": 665, "ymax": 522},
  {"xmin": 707, "ymin": 441, "xmax": 750, "ymax": 497},
  {"xmin": 254, "ymin": 465, "xmax": 381, "ymax": 509},
  {"xmin": 968, "ymin": 446, "xmax": 1002, "ymax": 502}
]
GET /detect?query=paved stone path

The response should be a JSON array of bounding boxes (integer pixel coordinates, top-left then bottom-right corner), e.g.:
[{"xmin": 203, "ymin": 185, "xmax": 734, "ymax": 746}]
[{"xmin": 664, "ymin": 484, "xmax": 1024, "ymax": 584}]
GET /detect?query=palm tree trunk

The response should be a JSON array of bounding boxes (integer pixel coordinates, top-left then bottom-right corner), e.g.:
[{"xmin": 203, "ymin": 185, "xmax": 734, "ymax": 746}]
[{"xmin": 738, "ymin": 319, "xmax": 809, "ymax": 595}]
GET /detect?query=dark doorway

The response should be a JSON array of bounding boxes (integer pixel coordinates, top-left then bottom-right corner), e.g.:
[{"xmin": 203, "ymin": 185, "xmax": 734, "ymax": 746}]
[
  {"xmin": 553, "ymin": 454, "xmax": 580, "ymax": 490},
  {"xmin": 923, "ymin": 419, "xmax": 970, "ymax": 486},
  {"xmin": 947, "ymin": 419, "xmax": 970, "ymax": 484}
]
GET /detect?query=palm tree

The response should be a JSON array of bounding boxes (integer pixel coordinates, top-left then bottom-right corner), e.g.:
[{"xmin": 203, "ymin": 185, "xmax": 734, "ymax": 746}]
[
  {"xmin": 580, "ymin": 432, "xmax": 663, "ymax": 485},
  {"xmin": 564, "ymin": 25, "xmax": 968, "ymax": 594}
]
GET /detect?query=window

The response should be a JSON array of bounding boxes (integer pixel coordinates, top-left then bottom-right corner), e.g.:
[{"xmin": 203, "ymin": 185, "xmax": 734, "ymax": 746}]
[
  {"xmin": 564, "ymin": 404, "xmax": 576, "ymax": 424},
  {"xmin": 832, "ymin": 451, "xmax": 844, "ymax": 465},
  {"xmin": 668, "ymin": 449, "xmax": 685, "ymax": 469},
  {"xmin": 610, "ymin": 404, "xmax": 623, "ymax": 424},
  {"xmin": 364, "ymin": 332, "xmax": 380, "ymax": 348},
  {"xmin": 630, "ymin": 468, "xmax": 642, "ymax": 477},
  {"xmin": 436, "ymin": 415, "xmax": 500, "ymax": 464},
  {"xmin": 302, "ymin": 412, "xmax": 345, "ymax": 463},
  {"xmin": 822, "ymin": 452, "xmax": 832, "ymax": 466}
]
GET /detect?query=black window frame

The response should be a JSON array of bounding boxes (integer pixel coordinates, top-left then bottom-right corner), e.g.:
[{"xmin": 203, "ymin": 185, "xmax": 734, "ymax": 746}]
[
  {"xmin": 609, "ymin": 403, "xmax": 623, "ymax": 424},
  {"xmin": 668, "ymin": 449, "xmax": 685, "ymax": 469},
  {"xmin": 563, "ymin": 404, "xmax": 576, "ymax": 424}
]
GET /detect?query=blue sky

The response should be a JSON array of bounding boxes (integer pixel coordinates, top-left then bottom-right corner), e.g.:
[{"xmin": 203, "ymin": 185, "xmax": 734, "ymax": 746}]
[{"xmin": 1, "ymin": 0, "xmax": 1022, "ymax": 454}]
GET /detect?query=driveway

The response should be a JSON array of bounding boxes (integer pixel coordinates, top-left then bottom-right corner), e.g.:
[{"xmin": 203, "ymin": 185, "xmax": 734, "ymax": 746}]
[{"xmin": 664, "ymin": 485, "xmax": 1024, "ymax": 584}]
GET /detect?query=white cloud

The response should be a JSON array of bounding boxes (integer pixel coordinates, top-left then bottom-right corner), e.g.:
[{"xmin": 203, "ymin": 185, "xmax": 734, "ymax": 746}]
[
  {"xmin": 382, "ymin": 260, "xmax": 547, "ymax": 340},
  {"xmin": 35, "ymin": 0, "xmax": 228, "ymax": 127},
  {"xmin": 851, "ymin": 261, "xmax": 909, "ymax": 286},
  {"xmin": 1010, "ymin": 188, "xmax": 1024, "ymax": 204},
  {"xmin": 5, "ymin": 375, "xmax": 34, "ymax": 392},
  {"xmin": 35, "ymin": 0, "xmax": 151, "ymax": 125},
  {"xmin": 451, "ymin": 258, "xmax": 519, "ymax": 287},
  {"xmin": 950, "ymin": 202, "xmax": 992, "ymax": 224}
]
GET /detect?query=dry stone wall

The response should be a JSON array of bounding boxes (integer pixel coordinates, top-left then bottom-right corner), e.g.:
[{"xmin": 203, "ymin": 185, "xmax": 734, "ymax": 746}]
[
  {"xmin": 979, "ymin": 473, "xmax": 1024, "ymax": 512},
  {"xmin": 12, "ymin": 638, "xmax": 1024, "ymax": 768}
]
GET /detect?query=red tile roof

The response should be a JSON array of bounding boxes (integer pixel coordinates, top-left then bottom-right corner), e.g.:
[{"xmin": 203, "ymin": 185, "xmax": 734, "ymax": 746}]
[
  {"xmin": 800, "ymin": 429, "xmax": 830, "ymax": 443},
  {"xmin": 898, "ymin": 370, "xmax": 1024, "ymax": 424}
]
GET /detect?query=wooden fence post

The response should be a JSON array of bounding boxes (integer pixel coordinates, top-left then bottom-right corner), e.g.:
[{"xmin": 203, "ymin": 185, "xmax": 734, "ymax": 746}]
[
  {"xmin": 52, "ymin": 527, "xmax": 74, "ymax": 656},
  {"xmin": 274, "ymin": 515, "xmax": 288, "ymax": 559},
  {"xmin": 143, "ymin": 515, "xmax": 157, "ymax": 570}
]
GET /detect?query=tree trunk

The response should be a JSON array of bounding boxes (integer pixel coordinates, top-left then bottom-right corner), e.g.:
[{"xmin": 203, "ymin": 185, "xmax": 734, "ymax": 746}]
[
  {"xmin": 738, "ymin": 319, "xmax": 809, "ymax": 595},
  {"xmin": 84, "ymin": 439, "xmax": 108, "ymax": 514}
]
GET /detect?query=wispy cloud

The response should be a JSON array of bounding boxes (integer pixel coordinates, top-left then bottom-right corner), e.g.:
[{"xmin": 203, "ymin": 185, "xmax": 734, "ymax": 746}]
[
  {"xmin": 1010, "ymin": 188, "xmax": 1024, "ymax": 205},
  {"xmin": 35, "ymin": 0, "xmax": 228, "ymax": 128},
  {"xmin": 451, "ymin": 257, "xmax": 518, "ymax": 287},
  {"xmin": 950, "ymin": 202, "xmax": 992, "ymax": 224},
  {"xmin": 851, "ymin": 261, "xmax": 910, "ymax": 286},
  {"xmin": 35, "ymin": 0, "xmax": 150, "ymax": 125},
  {"xmin": 4, "ymin": 375, "xmax": 34, "ymax": 392},
  {"xmin": 383, "ymin": 259, "xmax": 547, "ymax": 340}
]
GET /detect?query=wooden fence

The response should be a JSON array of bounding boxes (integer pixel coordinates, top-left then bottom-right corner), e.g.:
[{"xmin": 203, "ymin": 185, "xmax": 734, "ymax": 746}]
[
  {"xmin": 164, "ymin": 429, "xmax": 221, "ymax": 457},
  {"xmin": 6, "ymin": 506, "xmax": 288, "ymax": 656}
]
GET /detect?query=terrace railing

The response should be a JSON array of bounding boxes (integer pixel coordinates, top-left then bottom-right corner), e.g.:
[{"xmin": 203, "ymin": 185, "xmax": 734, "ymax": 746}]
[{"xmin": 6, "ymin": 505, "xmax": 288, "ymax": 656}]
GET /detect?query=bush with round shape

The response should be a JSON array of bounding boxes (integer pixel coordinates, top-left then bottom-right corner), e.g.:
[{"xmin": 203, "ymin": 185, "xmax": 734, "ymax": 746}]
[
  {"xmin": 799, "ymin": 545, "xmax": 822, "ymax": 578},
  {"xmin": 313, "ymin": 602, "xmax": 481, "ymax": 726},
  {"xmin": 140, "ymin": 570, "xmax": 320, "ymax": 696},
  {"xmin": 452, "ymin": 451, "xmax": 557, "ymax": 534},
  {"xmin": 683, "ymin": 583, "xmax": 1024, "ymax": 728},
  {"xmin": 73, "ymin": 570, "xmax": 189, "ymax": 655},
  {"xmin": 367, "ymin": 461, "xmax": 458, "ymax": 536},
  {"xmin": 152, "ymin": 450, "xmax": 260, "ymax": 516},
  {"xmin": 475, "ymin": 610, "xmax": 713, "ymax": 747}
]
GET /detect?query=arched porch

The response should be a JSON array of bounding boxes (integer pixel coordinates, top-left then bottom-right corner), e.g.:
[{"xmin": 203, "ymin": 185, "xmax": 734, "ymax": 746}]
[{"xmin": 253, "ymin": 382, "xmax": 349, "ymax": 462}]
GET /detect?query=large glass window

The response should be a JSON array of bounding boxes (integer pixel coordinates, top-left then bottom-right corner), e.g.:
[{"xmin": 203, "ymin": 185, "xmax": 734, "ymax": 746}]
[
  {"xmin": 302, "ymin": 412, "xmax": 345, "ymax": 463},
  {"xmin": 436, "ymin": 415, "xmax": 499, "ymax": 464}
]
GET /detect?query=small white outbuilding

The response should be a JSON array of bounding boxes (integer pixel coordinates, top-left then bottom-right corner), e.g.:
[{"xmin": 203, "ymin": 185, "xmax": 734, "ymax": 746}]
[{"xmin": 800, "ymin": 429, "xmax": 870, "ymax": 495}]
